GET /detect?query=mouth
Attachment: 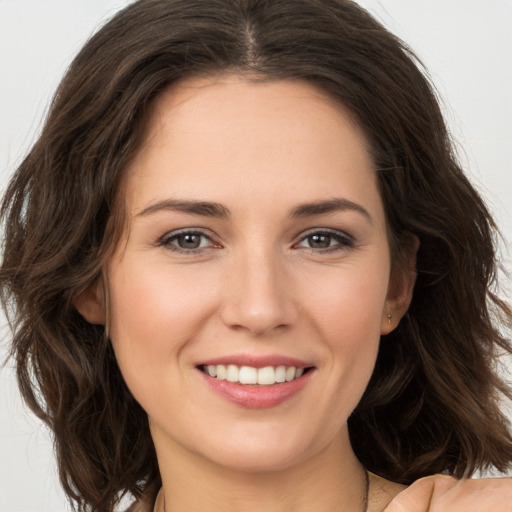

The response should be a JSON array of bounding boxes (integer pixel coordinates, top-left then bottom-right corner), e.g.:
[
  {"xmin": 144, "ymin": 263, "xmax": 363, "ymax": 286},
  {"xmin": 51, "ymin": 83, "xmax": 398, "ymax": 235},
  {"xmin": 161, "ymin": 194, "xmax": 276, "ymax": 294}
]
[
  {"xmin": 196, "ymin": 355, "xmax": 316, "ymax": 408},
  {"xmin": 198, "ymin": 364, "xmax": 314, "ymax": 386}
]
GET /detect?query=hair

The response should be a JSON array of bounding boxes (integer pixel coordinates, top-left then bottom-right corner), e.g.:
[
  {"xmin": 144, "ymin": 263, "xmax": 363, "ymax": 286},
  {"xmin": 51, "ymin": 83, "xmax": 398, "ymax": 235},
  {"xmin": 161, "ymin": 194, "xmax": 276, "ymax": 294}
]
[{"xmin": 1, "ymin": 0, "xmax": 511, "ymax": 510}]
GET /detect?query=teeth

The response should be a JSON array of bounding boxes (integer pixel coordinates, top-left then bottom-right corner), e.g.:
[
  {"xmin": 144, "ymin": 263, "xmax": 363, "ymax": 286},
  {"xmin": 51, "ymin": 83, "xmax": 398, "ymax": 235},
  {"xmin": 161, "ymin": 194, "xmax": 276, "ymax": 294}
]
[
  {"xmin": 257, "ymin": 366, "xmax": 276, "ymax": 385},
  {"xmin": 226, "ymin": 364, "xmax": 239, "ymax": 382},
  {"xmin": 239, "ymin": 366, "xmax": 257, "ymax": 384},
  {"xmin": 275, "ymin": 365, "xmax": 286, "ymax": 383},
  {"xmin": 204, "ymin": 364, "xmax": 306, "ymax": 385},
  {"xmin": 216, "ymin": 364, "xmax": 227, "ymax": 380}
]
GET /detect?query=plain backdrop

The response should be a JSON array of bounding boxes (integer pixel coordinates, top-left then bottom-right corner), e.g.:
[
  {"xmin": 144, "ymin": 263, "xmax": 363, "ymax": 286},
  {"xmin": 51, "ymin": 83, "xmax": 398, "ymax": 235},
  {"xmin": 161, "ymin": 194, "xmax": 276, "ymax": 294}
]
[{"xmin": 1, "ymin": 1, "xmax": 511, "ymax": 511}]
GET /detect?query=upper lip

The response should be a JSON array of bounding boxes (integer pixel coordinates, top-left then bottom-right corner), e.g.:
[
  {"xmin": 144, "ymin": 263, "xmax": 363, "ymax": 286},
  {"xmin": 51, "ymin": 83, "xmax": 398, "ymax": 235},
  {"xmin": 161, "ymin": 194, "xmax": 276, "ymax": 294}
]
[{"xmin": 197, "ymin": 354, "xmax": 314, "ymax": 369}]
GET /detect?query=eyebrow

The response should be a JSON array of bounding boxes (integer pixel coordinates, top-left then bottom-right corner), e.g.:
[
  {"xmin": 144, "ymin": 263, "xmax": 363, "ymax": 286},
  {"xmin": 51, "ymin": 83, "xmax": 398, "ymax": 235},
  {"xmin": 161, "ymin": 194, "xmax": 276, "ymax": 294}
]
[
  {"xmin": 136, "ymin": 199, "xmax": 230, "ymax": 218},
  {"xmin": 289, "ymin": 197, "xmax": 372, "ymax": 223},
  {"xmin": 136, "ymin": 197, "xmax": 372, "ymax": 223}
]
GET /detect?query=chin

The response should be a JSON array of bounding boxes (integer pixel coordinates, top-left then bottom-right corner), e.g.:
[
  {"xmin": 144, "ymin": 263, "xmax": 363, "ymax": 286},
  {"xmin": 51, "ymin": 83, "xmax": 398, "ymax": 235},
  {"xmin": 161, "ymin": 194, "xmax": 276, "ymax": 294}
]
[
  {"xmin": 188, "ymin": 420, "xmax": 341, "ymax": 474},
  {"xmin": 203, "ymin": 444, "xmax": 310, "ymax": 474}
]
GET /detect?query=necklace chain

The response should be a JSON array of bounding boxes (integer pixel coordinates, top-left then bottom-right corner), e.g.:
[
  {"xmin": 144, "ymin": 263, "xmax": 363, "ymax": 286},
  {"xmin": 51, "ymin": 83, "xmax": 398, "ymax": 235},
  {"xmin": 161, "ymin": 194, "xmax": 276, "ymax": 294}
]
[
  {"xmin": 361, "ymin": 468, "xmax": 370, "ymax": 512},
  {"xmin": 158, "ymin": 468, "xmax": 370, "ymax": 512}
]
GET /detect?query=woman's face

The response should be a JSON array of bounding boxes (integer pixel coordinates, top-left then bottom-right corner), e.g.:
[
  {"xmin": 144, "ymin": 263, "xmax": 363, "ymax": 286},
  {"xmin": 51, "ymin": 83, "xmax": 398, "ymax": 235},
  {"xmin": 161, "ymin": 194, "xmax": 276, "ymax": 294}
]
[{"xmin": 80, "ymin": 75, "xmax": 413, "ymax": 472}]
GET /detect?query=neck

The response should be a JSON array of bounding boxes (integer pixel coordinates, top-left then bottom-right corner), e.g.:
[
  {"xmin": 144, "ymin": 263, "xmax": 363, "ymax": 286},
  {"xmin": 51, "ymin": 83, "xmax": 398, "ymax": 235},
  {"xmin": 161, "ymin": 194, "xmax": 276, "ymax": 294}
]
[{"xmin": 152, "ymin": 424, "xmax": 368, "ymax": 512}]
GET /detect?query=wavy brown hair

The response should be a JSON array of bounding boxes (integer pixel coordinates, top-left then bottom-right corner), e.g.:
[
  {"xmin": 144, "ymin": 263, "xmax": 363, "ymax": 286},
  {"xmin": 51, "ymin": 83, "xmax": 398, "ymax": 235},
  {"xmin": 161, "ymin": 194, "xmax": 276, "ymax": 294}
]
[{"xmin": 1, "ymin": 0, "xmax": 511, "ymax": 510}]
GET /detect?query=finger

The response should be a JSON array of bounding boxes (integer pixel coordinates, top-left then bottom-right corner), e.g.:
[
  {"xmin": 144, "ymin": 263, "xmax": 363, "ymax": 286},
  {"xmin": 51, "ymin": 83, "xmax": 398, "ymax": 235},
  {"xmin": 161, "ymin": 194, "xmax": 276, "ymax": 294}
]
[
  {"xmin": 383, "ymin": 475, "xmax": 512, "ymax": 512},
  {"xmin": 382, "ymin": 475, "xmax": 455, "ymax": 512},
  {"xmin": 429, "ymin": 476, "xmax": 512, "ymax": 512}
]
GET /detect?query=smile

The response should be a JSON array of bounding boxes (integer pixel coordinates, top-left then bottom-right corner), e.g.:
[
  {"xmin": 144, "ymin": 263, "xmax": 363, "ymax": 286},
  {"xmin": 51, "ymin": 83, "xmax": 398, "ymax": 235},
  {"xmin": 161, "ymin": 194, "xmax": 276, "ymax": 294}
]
[
  {"xmin": 197, "ymin": 361, "xmax": 315, "ymax": 408},
  {"xmin": 200, "ymin": 364, "xmax": 306, "ymax": 385}
]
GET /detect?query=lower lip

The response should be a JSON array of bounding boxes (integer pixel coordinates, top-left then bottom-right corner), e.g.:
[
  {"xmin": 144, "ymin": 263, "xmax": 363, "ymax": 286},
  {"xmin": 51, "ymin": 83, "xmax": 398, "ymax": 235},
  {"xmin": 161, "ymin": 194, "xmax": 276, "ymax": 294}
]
[{"xmin": 198, "ymin": 369, "xmax": 313, "ymax": 409}]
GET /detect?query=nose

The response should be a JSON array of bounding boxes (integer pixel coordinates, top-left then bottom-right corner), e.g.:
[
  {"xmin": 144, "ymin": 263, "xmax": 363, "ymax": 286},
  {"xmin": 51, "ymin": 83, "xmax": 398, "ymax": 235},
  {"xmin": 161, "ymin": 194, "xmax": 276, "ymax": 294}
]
[{"xmin": 219, "ymin": 246, "xmax": 299, "ymax": 337}]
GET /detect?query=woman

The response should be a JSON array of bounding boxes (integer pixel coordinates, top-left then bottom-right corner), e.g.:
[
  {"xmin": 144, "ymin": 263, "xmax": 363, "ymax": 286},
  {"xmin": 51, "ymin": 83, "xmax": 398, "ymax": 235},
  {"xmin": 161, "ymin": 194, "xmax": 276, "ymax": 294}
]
[{"xmin": 1, "ymin": 1, "xmax": 511, "ymax": 511}]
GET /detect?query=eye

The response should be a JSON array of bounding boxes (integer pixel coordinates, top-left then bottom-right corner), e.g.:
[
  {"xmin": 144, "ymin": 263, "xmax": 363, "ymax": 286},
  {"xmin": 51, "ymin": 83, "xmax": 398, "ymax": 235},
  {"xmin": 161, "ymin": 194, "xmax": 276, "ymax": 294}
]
[
  {"xmin": 159, "ymin": 230, "xmax": 218, "ymax": 253},
  {"xmin": 295, "ymin": 229, "xmax": 354, "ymax": 252}
]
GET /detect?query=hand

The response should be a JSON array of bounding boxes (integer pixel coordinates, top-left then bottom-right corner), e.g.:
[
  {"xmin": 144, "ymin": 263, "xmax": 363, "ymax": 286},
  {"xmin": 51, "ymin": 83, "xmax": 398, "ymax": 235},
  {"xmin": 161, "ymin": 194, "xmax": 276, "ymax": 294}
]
[{"xmin": 383, "ymin": 474, "xmax": 512, "ymax": 512}]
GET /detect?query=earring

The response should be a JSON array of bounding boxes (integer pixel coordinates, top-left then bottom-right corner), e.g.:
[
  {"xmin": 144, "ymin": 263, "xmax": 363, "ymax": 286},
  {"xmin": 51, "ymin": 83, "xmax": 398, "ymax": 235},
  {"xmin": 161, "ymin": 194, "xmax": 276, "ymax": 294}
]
[{"xmin": 387, "ymin": 314, "xmax": 392, "ymax": 324}]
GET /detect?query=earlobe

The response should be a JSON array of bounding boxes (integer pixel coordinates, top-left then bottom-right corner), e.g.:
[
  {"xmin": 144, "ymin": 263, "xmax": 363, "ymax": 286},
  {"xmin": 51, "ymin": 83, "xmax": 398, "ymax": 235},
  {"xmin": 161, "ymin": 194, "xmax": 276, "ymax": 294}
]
[
  {"xmin": 381, "ymin": 234, "xmax": 420, "ymax": 335},
  {"xmin": 74, "ymin": 280, "xmax": 106, "ymax": 325},
  {"xmin": 380, "ymin": 310, "xmax": 396, "ymax": 335}
]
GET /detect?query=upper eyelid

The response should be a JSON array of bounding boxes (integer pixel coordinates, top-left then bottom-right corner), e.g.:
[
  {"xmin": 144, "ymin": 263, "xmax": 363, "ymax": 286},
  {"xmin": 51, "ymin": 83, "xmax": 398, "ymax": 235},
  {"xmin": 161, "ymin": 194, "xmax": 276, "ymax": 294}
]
[
  {"xmin": 296, "ymin": 227, "xmax": 353, "ymax": 241},
  {"xmin": 162, "ymin": 228, "xmax": 214, "ymax": 239}
]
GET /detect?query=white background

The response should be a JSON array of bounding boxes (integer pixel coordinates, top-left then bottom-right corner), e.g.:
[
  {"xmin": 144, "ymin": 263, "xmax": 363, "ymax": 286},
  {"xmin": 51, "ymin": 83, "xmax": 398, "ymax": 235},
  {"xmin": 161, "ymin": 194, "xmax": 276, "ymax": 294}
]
[{"xmin": 1, "ymin": 1, "xmax": 511, "ymax": 510}]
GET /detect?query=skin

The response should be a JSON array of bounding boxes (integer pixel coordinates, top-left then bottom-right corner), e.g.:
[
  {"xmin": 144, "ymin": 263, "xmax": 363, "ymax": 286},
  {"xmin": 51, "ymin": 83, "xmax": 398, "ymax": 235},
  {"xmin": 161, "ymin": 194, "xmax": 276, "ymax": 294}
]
[
  {"xmin": 76, "ymin": 75, "xmax": 511, "ymax": 511},
  {"xmin": 383, "ymin": 474, "xmax": 512, "ymax": 512}
]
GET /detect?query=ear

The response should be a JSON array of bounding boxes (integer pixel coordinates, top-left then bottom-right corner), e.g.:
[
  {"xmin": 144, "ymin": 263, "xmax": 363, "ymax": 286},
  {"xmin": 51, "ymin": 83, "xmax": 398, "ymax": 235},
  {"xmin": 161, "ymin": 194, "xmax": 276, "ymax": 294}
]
[
  {"xmin": 381, "ymin": 234, "xmax": 419, "ymax": 335},
  {"xmin": 74, "ymin": 279, "xmax": 106, "ymax": 325}
]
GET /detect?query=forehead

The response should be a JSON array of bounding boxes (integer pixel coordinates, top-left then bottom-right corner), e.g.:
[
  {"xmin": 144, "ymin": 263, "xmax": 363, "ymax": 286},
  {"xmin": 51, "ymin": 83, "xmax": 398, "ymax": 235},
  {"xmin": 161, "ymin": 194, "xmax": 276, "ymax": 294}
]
[
  {"xmin": 123, "ymin": 74, "xmax": 382, "ymax": 222},
  {"xmin": 141, "ymin": 74, "xmax": 368, "ymax": 153}
]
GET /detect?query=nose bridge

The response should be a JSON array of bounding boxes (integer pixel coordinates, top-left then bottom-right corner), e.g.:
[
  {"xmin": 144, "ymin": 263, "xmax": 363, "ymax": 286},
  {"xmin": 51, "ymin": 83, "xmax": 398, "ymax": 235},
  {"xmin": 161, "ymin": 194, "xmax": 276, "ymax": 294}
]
[{"xmin": 220, "ymin": 240, "xmax": 297, "ymax": 336}]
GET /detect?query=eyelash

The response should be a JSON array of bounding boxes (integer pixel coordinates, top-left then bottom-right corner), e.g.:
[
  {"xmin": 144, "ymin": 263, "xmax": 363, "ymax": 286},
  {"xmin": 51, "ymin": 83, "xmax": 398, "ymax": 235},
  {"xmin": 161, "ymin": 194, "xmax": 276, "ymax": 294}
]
[
  {"xmin": 157, "ymin": 228, "xmax": 355, "ymax": 255},
  {"xmin": 157, "ymin": 230, "xmax": 218, "ymax": 255},
  {"xmin": 295, "ymin": 228, "xmax": 355, "ymax": 253}
]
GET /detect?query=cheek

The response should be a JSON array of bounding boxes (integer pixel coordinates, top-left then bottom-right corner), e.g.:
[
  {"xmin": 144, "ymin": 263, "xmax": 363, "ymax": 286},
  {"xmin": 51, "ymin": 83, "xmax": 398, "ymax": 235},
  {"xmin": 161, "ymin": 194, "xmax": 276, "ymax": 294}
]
[
  {"xmin": 110, "ymin": 259, "xmax": 215, "ymax": 337},
  {"xmin": 302, "ymin": 260, "xmax": 389, "ymax": 406},
  {"xmin": 305, "ymin": 260, "xmax": 389, "ymax": 343},
  {"xmin": 107, "ymin": 260, "xmax": 218, "ymax": 401}
]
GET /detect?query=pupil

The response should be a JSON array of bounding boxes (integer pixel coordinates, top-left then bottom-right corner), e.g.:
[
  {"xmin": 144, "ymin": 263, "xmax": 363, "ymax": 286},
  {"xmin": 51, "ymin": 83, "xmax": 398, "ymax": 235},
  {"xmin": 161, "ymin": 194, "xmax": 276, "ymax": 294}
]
[
  {"xmin": 309, "ymin": 234, "xmax": 330, "ymax": 248},
  {"xmin": 179, "ymin": 234, "xmax": 201, "ymax": 249}
]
